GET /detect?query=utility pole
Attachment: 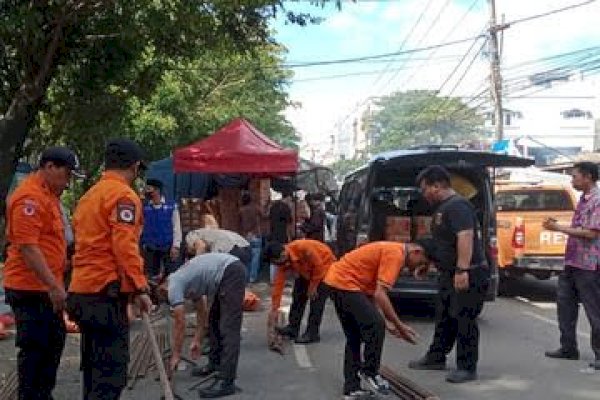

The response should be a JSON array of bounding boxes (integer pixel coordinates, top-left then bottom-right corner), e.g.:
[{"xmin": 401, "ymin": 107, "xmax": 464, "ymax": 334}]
[{"xmin": 488, "ymin": 0, "xmax": 504, "ymax": 141}]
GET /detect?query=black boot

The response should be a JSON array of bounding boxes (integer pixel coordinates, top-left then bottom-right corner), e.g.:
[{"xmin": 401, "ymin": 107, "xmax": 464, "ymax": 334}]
[
  {"xmin": 544, "ymin": 348, "xmax": 579, "ymax": 360},
  {"xmin": 446, "ymin": 369, "xmax": 477, "ymax": 383},
  {"xmin": 198, "ymin": 378, "xmax": 238, "ymax": 398},
  {"xmin": 408, "ymin": 354, "xmax": 446, "ymax": 370},
  {"xmin": 191, "ymin": 364, "xmax": 217, "ymax": 377},
  {"xmin": 294, "ymin": 333, "xmax": 320, "ymax": 344},
  {"xmin": 275, "ymin": 325, "xmax": 297, "ymax": 340}
]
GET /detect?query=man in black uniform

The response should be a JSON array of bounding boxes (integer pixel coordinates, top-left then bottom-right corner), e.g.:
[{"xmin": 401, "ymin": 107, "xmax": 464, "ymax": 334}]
[{"xmin": 408, "ymin": 165, "xmax": 489, "ymax": 383}]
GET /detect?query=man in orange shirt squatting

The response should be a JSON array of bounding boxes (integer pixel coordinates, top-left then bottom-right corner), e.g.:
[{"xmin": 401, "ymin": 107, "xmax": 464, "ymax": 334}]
[
  {"xmin": 323, "ymin": 239, "xmax": 437, "ymax": 400},
  {"xmin": 4, "ymin": 146, "xmax": 83, "ymax": 400},
  {"xmin": 67, "ymin": 139, "xmax": 153, "ymax": 400},
  {"xmin": 264, "ymin": 239, "xmax": 336, "ymax": 344}
]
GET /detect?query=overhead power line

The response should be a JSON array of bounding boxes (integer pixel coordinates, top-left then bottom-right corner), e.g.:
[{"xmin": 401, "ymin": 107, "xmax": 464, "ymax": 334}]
[
  {"xmin": 504, "ymin": 0, "xmax": 597, "ymax": 27},
  {"xmin": 293, "ymin": 57, "xmax": 461, "ymax": 83},
  {"xmin": 282, "ymin": 34, "xmax": 485, "ymax": 68},
  {"xmin": 367, "ymin": 0, "xmax": 435, "ymax": 90},
  {"xmin": 376, "ymin": 0, "xmax": 455, "ymax": 91}
]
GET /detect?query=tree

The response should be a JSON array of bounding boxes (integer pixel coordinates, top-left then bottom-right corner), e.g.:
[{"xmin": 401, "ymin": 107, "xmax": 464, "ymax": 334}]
[
  {"xmin": 328, "ymin": 157, "xmax": 367, "ymax": 181},
  {"xmin": 29, "ymin": 42, "xmax": 297, "ymax": 186},
  {"xmin": 363, "ymin": 90, "xmax": 484, "ymax": 153},
  {"xmin": 0, "ymin": 0, "xmax": 303, "ymax": 219}
]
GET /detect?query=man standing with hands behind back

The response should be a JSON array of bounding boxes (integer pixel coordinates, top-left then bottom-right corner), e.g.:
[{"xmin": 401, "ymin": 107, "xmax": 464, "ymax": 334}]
[
  {"xmin": 141, "ymin": 178, "xmax": 182, "ymax": 280},
  {"xmin": 4, "ymin": 146, "xmax": 83, "ymax": 400},
  {"xmin": 543, "ymin": 161, "xmax": 600, "ymax": 370},
  {"xmin": 68, "ymin": 138, "xmax": 152, "ymax": 400},
  {"xmin": 409, "ymin": 165, "xmax": 489, "ymax": 383}
]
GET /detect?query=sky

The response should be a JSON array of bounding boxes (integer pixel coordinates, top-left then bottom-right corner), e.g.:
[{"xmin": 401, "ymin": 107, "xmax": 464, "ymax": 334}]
[{"xmin": 270, "ymin": 0, "xmax": 600, "ymax": 155}]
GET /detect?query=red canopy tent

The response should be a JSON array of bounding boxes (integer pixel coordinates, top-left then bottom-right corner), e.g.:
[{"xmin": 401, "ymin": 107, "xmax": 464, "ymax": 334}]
[{"xmin": 173, "ymin": 118, "xmax": 298, "ymax": 174}]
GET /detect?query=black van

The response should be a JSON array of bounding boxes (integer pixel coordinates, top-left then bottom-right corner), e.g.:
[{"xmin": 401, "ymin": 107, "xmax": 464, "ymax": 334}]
[{"xmin": 336, "ymin": 146, "xmax": 534, "ymax": 301}]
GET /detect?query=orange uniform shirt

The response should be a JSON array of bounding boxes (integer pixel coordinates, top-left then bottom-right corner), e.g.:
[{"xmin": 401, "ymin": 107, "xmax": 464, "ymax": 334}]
[
  {"xmin": 271, "ymin": 239, "xmax": 336, "ymax": 311},
  {"xmin": 4, "ymin": 173, "xmax": 66, "ymax": 291},
  {"xmin": 69, "ymin": 171, "xmax": 147, "ymax": 294},
  {"xmin": 323, "ymin": 242, "xmax": 406, "ymax": 295}
]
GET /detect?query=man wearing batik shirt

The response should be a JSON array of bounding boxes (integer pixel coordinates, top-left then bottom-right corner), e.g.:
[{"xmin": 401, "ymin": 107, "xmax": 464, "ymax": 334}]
[{"xmin": 543, "ymin": 161, "xmax": 600, "ymax": 370}]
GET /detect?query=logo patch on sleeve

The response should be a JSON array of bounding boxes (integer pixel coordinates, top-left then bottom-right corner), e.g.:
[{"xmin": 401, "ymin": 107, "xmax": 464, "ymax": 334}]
[
  {"xmin": 117, "ymin": 201, "xmax": 136, "ymax": 224},
  {"xmin": 22, "ymin": 199, "xmax": 38, "ymax": 216}
]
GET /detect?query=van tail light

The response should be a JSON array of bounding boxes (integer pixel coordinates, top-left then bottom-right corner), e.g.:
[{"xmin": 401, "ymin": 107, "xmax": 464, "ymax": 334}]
[
  {"xmin": 489, "ymin": 235, "xmax": 499, "ymax": 260},
  {"xmin": 512, "ymin": 217, "xmax": 525, "ymax": 249}
]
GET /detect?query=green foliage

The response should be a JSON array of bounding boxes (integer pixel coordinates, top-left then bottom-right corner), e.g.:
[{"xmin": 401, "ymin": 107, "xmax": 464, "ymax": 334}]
[
  {"xmin": 1, "ymin": 1, "xmax": 301, "ymax": 178},
  {"xmin": 328, "ymin": 157, "xmax": 367, "ymax": 180},
  {"xmin": 363, "ymin": 90, "xmax": 484, "ymax": 153}
]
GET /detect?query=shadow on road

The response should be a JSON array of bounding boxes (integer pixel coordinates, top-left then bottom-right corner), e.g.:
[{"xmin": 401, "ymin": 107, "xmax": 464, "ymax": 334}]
[
  {"xmin": 499, "ymin": 275, "xmax": 557, "ymax": 302},
  {"xmin": 392, "ymin": 298, "xmax": 437, "ymax": 320}
]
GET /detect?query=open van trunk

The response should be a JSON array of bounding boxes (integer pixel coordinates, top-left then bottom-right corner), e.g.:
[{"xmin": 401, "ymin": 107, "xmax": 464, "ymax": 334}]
[
  {"xmin": 336, "ymin": 149, "xmax": 535, "ymax": 301},
  {"xmin": 367, "ymin": 164, "xmax": 492, "ymax": 297}
]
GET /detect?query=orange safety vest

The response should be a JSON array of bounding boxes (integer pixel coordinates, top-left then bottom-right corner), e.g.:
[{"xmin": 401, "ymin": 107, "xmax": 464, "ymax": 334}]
[
  {"xmin": 4, "ymin": 173, "xmax": 66, "ymax": 291},
  {"xmin": 69, "ymin": 171, "xmax": 147, "ymax": 294}
]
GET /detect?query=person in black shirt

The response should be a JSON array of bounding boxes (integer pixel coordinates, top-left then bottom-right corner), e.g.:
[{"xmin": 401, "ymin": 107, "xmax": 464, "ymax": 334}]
[
  {"xmin": 269, "ymin": 192, "xmax": 293, "ymax": 245},
  {"xmin": 301, "ymin": 193, "xmax": 326, "ymax": 242},
  {"xmin": 408, "ymin": 165, "xmax": 489, "ymax": 383},
  {"xmin": 268, "ymin": 192, "xmax": 293, "ymax": 283}
]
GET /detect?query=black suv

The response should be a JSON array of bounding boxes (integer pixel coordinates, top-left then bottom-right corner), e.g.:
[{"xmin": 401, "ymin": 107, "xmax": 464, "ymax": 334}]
[{"xmin": 336, "ymin": 146, "xmax": 534, "ymax": 301}]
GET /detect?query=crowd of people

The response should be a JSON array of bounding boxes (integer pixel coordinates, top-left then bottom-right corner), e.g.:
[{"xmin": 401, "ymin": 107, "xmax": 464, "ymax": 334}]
[{"xmin": 3, "ymin": 138, "xmax": 599, "ymax": 400}]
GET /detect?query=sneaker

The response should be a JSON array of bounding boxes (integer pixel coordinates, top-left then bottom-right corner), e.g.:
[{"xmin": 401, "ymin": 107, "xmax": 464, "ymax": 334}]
[
  {"xmin": 359, "ymin": 371, "xmax": 390, "ymax": 395},
  {"xmin": 342, "ymin": 389, "xmax": 376, "ymax": 399}
]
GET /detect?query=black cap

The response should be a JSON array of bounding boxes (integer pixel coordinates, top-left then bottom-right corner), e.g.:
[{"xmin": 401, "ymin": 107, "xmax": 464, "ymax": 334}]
[
  {"xmin": 105, "ymin": 138, "xmax": 146, "ymax": 170},
  {"xmin": 413, "ymin": 237, "xmax": 438, "ymax": 262},
  {"xmin": 39, "ymin": 146, "xmax": 85, "ymax": 178},
  {"xmin": 146, "ymin": 178, "xmax": 163, "ymax": 189},
  {"xmin": 263, "ymin": 241, "xmax": 285, "ymax": 263}
]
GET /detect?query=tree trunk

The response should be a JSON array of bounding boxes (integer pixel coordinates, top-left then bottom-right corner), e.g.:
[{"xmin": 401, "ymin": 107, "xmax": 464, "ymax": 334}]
[
  {"xmin": 0, "ymin": 96, "xmax": 41, "ymax": 246},
  {"xmin": 0, "ymin": 17, "xmax": 66, "ymax": 244}
]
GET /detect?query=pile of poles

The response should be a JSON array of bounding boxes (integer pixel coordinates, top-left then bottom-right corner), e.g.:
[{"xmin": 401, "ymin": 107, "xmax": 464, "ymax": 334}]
[{"xmin": 380, "ymin": 365, "xmax": 440, "ymax": 400}]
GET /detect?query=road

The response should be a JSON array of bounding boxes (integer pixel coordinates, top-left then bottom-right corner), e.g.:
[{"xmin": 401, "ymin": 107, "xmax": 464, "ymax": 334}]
[{"xmin": 2, "ymin": 277, "xmax": 599, "ymax": 399}]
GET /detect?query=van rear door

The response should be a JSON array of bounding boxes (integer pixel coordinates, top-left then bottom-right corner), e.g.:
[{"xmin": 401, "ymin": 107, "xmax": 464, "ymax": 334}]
[{"xmin": 374, "ymin": 150, "xmax": 535, "ymax": 169}]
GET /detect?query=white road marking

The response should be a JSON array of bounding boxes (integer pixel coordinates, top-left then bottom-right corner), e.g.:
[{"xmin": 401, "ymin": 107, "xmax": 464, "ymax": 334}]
[
  {"xmin": 293, "ymin": 344, "xmax": 314, "ymax": 369},
  {"xmin": 514, "ymin": 296, "xmax": 557, "ymax": 310},
  {"xmin": 515, "ymin": 296, "xmax": 531, "ymax": 304},
  {"xmin": 278, "ymin": 298, "xmax": 314, "ymax": 369},
  {"xmin": 522, "ymin": 311, "xmax": 590, "ymax": 339},
  {"xmin": 530, "ymin": 302, "xmax": 556, "ymax": 310}
]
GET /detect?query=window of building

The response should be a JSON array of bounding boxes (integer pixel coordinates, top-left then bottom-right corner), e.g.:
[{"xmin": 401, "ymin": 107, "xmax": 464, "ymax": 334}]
[{"xmin": 561, "ymin": 108, "xmax": 594, "ymax": 119}]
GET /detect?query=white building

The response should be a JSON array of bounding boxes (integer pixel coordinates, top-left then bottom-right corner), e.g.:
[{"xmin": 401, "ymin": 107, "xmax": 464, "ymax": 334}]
[
  {"xmin": 334, "ymin": 97, "xmax": 382, "ymax": 161},
  {"xmin": 484, "ymin": 73, "xmax": 599, "ymax": 165}
]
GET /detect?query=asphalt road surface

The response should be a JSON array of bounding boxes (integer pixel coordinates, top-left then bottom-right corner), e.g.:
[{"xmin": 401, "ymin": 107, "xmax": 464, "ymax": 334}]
[{"xmin": 1, "ymin": 277, "xmax": 599, "ymax": 399}]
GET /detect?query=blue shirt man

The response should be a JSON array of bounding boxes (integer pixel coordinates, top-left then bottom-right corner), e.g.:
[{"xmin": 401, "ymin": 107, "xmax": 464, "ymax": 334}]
[{"xmin": 140, "ymin": 178, "xmax": 182, "ymax": 279}]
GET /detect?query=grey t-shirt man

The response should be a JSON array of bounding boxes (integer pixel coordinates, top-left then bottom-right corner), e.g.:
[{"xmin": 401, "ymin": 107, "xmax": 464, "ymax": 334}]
[
  {"xmin": 185, "ymin": 228, "xmax": 249, "ymax": 254},
  {"xmin": 168, "ymin": 252, "xmax": 239, "ymax": 306}
]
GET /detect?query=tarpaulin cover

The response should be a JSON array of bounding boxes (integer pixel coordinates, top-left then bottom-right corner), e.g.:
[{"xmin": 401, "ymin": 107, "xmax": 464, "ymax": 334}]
[{"xmin": 173, "ymin": 118, "xmax": 298, "ymax": 175}]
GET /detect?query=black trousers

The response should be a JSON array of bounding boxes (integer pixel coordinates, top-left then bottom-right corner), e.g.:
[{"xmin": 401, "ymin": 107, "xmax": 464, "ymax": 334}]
[
  {"xmin": 142, "ymin": 246, "xmax": 170, "ymax": 278},
  {"xmin": 67, "ymin": 292, "xmax": 129, "ymax": 400},
  {"xmin": 427, "ymin": 268, "xmax": 489, "ymax": 372},
  {"xmin": 229, "ymin": 245, "xmax": 252, "ymax": 270},
  {"xmin": 207, "ymin": 261, "xmax": 246, "ymax": 382},
  {"xmin": 557, "ymin": 266, "xmax": 600, "ymax": 359},
  {"xmin": 288, "ymin": 277, "xmax": 329, "ymax": 338},
  {"xmin": 6, "ymin": 290, "xmax": 66, "ymax": 400},
  {"xmin": 330, "ymin": 287, "xmax": 385, "ymax": 394}
]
